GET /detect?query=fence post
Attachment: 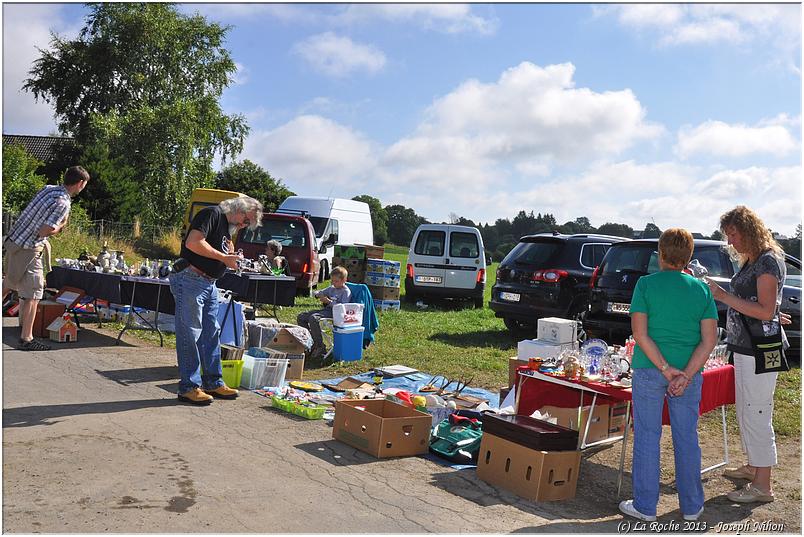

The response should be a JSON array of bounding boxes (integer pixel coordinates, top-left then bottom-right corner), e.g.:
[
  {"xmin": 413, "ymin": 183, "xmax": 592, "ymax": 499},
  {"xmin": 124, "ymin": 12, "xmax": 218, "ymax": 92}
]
[
  {"xmin": 133, "ymin": 217, "xmax": 141, "ymax": 240},
  {"xmin": 98, "ymin": 219, "xmax": 104, "ymax": 240}
]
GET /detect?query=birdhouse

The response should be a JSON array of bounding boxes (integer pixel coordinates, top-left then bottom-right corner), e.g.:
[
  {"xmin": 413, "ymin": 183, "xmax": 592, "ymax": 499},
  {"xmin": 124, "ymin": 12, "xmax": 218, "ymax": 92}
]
[{"xmin": 46, "ymin": 313, "xmax": 78, "ymax": 343}]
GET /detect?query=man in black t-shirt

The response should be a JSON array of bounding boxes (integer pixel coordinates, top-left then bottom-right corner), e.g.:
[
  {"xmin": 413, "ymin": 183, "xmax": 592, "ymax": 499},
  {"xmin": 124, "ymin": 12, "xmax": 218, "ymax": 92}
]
[{"xmin": 169, "ymin": 196, "xmax": 263, "ymax": 405}]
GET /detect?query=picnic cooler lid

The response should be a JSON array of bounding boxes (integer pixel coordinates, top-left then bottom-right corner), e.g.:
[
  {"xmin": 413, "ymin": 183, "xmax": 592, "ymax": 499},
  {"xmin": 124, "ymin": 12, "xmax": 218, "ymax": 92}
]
[{"xmin": 480, "ymin": 412, "xmax": 578, "ymax": 451}]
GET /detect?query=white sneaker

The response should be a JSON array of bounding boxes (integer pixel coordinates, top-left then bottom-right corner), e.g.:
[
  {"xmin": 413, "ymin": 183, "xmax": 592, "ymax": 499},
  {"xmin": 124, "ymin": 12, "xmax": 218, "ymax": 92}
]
[
  {"xmin": 683, "ymin": 506, "xmax": 704, "ymax": 521},
  {"xmin": 618, "ymin": 500, "xmax": 656, "ymax": 522}
]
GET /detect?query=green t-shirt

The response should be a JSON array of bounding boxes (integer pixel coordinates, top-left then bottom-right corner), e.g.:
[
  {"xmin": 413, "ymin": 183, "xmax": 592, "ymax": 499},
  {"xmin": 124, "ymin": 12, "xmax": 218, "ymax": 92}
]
[{"xmin": 629, "ymin": 270, "xmax": 718, "ymax": 370}]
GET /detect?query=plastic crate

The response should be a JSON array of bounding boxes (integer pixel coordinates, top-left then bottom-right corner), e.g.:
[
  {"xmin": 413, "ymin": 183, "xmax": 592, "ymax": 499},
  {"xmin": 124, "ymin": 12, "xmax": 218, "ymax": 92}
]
[
  {"xmin": 241, "ymin": 354, "xmax": 289, "ymax": 389},
  {"xmin": 270, "ymin": 396, "xmax": 328, "ymax": 420},
  {"xmin": 221, "ymin": 359, "xmax": 244, "ymax": 388}
]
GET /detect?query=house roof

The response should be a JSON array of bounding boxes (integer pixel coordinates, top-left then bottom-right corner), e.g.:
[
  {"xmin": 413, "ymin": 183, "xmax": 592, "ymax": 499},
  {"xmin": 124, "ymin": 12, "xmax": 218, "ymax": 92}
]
[
  {"xmin": 3, "ymin": 134, "xmax": 73, "ymax": 164},
  {"xmin": 46, "ymin": 316, "xmax": 76, "ymax": 332}
]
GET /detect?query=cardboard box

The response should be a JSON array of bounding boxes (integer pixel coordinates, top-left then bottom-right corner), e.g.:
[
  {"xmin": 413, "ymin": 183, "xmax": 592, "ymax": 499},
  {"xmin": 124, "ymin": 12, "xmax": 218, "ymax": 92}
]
[
  {"xmin": 260, "ymin": 347, "xmax": 305, "ymax": 380},
  {"xmin": 537, "ymin": 404, "xmax": 610, "ymax": 445},
  {"xmin": 333, "ymin": 245, "xmax": 367, "ymax": 260},
  {"xmin": 346, "ymin": 268, "xmax": 366, "ymax": 284},
  {"xmin": 374, "ymin": 299, "xmax": 400, "ymax": 312},
  {"xmin": 537, "ymin": 317, "xmax": 578, "ymax": 345},
  {"xmin": 499, "ymin": 386, "xmax": 512, "ymax": 407},
  {"xmin": 332, "ymin": 399, "xmax": 432, "ymax": 458},
  {"xmin": 608, "ymin": 401, "xmax": 629, "ymax": 437},
  {"xmin": 476, "ymin": 433, "xmax": 581, "ymax": 502},
  {"xmin": 517, "ymin": 338, "xmax": 576, "ymax": 360},
  {"xmin": 368, "ymin": 285, "xmax": 400, "ymax": 301},
  {"xmin": 355, "ymin": 244, "xmax": 384, "ymax": 260},
  {"xmin": 33, "ymin": 300, "xmax": 66, "ymax": 338},
  {"xmin": 508, "ymin": 356, "xmax": 529, "ymax": 387},
  {"xmin": 366, "ymin": 259, "xmax": 385, "ymax": 273}
]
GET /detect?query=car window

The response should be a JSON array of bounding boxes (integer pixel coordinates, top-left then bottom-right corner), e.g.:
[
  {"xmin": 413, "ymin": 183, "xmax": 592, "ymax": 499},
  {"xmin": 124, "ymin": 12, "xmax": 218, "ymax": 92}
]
[
  {"xmin": 786, "ymin": 258, "xmax": 801, "ymax": 288},
  {"xmin": 503, "ymin": 241, "xmax": 561, "ymax": 267},
  {"xmin": 691, "ymin": 247, "xmax": 731, "ymax": 278},
  {"xmin": 580, "ymin": 243, "xmax": 612, "ymax": 269},
  {"xmin": 240, "ymin": 219, "xmax": 307, "ymax": 247},
  {"xmin": 449, "ymin": 232, "xmax": 479, "ymax": 258},
  {"xmin": 601, "ymin": 245, "xmax": 655, "ymax": 275},
  {"xmin": 307, "ymin": 216, "xmax": 328, "ymax": 238},
  {"xmin": 414, "ymin": 230, "xmax": 446, "ymax": 256}
]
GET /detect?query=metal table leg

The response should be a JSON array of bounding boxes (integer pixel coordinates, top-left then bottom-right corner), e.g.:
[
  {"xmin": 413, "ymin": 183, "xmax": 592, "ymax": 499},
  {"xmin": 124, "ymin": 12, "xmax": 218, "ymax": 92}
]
[{"xmin": 616, "ymin": 400, "xmax": 632, "ymax": 498}]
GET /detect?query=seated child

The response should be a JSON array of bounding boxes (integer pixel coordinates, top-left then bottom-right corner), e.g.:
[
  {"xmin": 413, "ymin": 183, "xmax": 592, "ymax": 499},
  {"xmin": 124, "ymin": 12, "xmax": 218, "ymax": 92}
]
[
  {"xmin": 265, "ymin": 239, "xmax": 287, "ymax": 272},
  {"xmin": 297, "ymin": 266, "xmax": 351, "ymax": 358}
]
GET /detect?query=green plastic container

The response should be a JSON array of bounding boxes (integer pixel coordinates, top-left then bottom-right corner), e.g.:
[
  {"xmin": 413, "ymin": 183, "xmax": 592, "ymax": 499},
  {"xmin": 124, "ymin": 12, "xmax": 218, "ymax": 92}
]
[
  {"xmin": 221, "ymin": 359, "xmax": 244, "ymax": 388},
  {"xmin": 271, "ymin": 396, "xmax": 328, "ymax": 420}
]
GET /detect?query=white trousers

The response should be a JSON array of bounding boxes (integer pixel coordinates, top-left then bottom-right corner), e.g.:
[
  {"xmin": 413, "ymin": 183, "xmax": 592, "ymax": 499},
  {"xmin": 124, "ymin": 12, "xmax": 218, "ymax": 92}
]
[{"xmin": 733, "ymin": 352, "xmax": 778, "ymax": 467}]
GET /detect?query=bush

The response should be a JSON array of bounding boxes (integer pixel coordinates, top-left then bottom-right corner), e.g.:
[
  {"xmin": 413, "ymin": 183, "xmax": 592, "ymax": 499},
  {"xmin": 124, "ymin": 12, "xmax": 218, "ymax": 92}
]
[{"xmin": 3, "ymin": 143, "xmax": 46, "ymax": 212}]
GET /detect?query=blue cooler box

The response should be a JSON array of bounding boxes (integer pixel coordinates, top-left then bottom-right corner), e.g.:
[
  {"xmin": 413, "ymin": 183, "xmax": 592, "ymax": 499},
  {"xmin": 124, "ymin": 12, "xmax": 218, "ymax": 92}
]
[{"xmin": 333, "ymin": 325, "xmax": 365, "ymax": 361}]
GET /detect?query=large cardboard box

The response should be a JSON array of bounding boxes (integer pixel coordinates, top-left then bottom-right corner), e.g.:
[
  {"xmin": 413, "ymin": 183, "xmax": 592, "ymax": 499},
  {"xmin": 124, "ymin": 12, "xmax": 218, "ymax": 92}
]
[
  {"xmin": 260, "ymin": 347, "xmax": 305, "ymax": 380},
  {"xmin": 536, "ymin": 317, "xmax": 578, "ymax": 345},
  {"xmin": 368, "ymin": 285, "xmax": 400, "ymax": 301},
  {"xmin": 476, "ymin": 433, "xmax": 581, "ymax": 502},
  {"xmin": 537, "ymin": 404, "xmax": 610, "ymax": 445},
  {"xmin": 259, "ymin": 326, "xmax": 308, "ymax": 380},
  {"xmin": 355, "ymin": 244, "xmax": 384, "ymax": 260},
  {"xmin": 332, "ymin": 399, "xmax": 432, "ymax": 458},
  {"xmin": 33, "ymin": 300, "xmax": 66, "ymax": 338},
  {"xmin": 517, "ymin": 338, "xmax": 576, "ymax": 360}
]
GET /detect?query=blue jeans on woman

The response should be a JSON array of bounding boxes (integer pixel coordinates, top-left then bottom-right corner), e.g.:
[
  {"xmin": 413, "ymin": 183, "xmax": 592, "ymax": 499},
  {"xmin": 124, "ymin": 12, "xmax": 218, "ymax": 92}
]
[
  {"xmin": 631, "ymin": 367, "xmax": 704, "ymax": 517},
  {"xmin": 168, "ymin": 269, "xmax": 224, "ymax": 394}
]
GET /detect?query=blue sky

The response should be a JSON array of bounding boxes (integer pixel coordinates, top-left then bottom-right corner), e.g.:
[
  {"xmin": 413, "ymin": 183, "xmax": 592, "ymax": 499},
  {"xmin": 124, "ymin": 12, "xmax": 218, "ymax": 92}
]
[{"xmin": 3, "ymin": 3, "xmax": 802, "ymax": 236}]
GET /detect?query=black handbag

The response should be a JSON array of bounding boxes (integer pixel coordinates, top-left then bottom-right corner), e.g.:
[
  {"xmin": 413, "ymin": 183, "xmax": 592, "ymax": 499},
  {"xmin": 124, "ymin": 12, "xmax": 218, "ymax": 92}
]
[{"xmin": 739, "ymin": 314, "xmax": 789, "ymax": 374}]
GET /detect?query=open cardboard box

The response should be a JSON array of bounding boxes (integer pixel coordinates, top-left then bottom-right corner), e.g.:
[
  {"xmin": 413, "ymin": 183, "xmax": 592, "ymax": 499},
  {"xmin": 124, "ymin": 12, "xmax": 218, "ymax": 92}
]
[
  {"xmin": 476, "ymin": 433, "xmax": 581, "ymax": 502},
  {"xmin": 332, "ymin": 399, "xmax": 432, "ymax": 458},
  {"xmin": 536, "ymin": 404, "xmax": 610, "ymax": 445}
]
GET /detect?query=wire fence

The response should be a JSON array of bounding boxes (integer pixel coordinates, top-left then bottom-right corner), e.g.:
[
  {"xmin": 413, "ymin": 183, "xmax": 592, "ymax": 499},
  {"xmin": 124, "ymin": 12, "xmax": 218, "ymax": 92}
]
[{"xmin": 2, "ymin": 212, "xmax": 179, "ymax": 242}]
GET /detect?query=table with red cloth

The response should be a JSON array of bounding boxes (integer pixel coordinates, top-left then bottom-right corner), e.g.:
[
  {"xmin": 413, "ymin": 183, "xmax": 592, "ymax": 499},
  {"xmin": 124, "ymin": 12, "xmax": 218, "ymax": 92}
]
[
  {"xmin": 514, "ymin": 364, "xmax": 736, "ymax": 497},
  {"xmin": 515, "ymin": 364, "xmax": 735, "ymax": 425}
]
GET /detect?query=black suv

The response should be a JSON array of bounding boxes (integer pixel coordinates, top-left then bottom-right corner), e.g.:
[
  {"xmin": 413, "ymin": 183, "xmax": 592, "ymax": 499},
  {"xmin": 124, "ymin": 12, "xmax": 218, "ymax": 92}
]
[
  {"xmin": 490, "ymin": 233, "xmax": 629, "ymax": 335},
  {"xmin": 583, "ymin": 239, "xmax": 801, "ymax": 351}
]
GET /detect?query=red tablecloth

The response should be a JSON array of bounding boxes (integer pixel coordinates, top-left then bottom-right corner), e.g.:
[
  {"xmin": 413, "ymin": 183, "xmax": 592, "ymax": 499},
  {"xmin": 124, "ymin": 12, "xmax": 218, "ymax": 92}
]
[{"xmin": 515, "ymin": 365, "xmax": 735, "ymax": 425}]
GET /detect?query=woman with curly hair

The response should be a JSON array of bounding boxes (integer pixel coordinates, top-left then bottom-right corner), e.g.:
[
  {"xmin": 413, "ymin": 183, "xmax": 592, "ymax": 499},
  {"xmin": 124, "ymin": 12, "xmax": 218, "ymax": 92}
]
[{"xmin": 706, "ymin": 205, "xmax": 790, "ymax": 504}]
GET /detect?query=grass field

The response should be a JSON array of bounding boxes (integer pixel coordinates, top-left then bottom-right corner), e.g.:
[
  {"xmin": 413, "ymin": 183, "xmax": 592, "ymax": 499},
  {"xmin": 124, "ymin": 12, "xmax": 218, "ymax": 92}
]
[{"xmin": 96, "ymin": 241, "xmax": 800, "ymax": 438}]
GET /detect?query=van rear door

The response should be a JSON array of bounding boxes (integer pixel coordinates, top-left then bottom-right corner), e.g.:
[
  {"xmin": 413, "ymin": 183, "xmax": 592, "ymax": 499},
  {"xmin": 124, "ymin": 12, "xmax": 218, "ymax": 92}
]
[
  {"xmin": 411, "ymin": 228, "xmax": 447, "ymax": 289},
  {"xmin": 445, "ymin": 228, "xmax": 482, "ymax": 290}
]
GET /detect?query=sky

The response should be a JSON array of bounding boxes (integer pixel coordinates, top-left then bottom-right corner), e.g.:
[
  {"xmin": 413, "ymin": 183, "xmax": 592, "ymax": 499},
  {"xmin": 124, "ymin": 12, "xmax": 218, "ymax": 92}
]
[{"xmin": 2, "ymin": 2, "xmax": 802, "ymax": 236}]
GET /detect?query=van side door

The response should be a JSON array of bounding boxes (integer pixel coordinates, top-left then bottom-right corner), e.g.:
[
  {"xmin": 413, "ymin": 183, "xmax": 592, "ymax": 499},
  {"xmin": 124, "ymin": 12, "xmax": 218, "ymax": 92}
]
[
  {"xmin": 446, "ymin": 229, "xmax": 482, "ymax": 290},
  {"xmin": 412, "ymin": 228, "xmax": 447, "ymax": 288}
]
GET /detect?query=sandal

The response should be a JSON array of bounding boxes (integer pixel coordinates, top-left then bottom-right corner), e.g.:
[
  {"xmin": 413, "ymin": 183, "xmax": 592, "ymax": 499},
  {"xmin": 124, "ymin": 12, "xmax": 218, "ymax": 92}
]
[{"xmin": 20, "ymin": 339, "xmax": 51, "ymax": 351}]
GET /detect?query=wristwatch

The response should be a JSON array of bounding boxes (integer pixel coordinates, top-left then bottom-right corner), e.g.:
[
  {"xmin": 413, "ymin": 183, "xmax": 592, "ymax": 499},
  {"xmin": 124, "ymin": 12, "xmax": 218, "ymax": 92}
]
[{"xmin": 660, "ymin": 363, "xmax": 669, "ymax": 373}]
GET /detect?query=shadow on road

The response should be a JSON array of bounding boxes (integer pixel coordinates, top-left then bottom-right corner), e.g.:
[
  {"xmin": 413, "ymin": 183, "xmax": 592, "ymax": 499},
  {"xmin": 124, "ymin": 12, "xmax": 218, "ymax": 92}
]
[
  {"xmin": 96, "ymin": 365, "xmax": 177, "ymax": 386},
  {"xmin": 3, "ymin": 398, "xmax": 178, "ymax": 428},
  {"xmin": 294, "ymin": 439, "xmax": 382, "ymax": 467},
  {"xmin": 2, "ymin": 324, "xmax": 136, "ymax": 350}
]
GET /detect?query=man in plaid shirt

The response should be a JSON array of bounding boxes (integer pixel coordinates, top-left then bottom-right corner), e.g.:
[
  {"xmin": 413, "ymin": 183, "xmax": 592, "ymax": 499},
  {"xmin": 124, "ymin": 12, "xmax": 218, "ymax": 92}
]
[{"xmin": 3, "ymin": 166, "xmax": 90, "ymax": 351}]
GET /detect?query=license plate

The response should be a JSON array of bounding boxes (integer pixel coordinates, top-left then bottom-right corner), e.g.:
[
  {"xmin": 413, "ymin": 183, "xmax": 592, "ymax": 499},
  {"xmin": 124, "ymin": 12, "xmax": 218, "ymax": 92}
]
[
  {"xmin": 607, "ymin": 302, "xmax": 630, "ymax": 314},
  {"xmin": 415, "ymin": 275, "xmax": 442, "ymax": 284},
  {"xmin": 500, "ymin": 292, "xmax": 521, "ymax": 302}
]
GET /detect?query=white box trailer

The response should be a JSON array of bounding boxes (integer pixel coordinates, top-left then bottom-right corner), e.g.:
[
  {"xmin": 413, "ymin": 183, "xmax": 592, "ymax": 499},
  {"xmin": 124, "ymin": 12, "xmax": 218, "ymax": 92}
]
[{"xmin": 277, "ymin": 196, "xmax": 373, "ymax": 281}]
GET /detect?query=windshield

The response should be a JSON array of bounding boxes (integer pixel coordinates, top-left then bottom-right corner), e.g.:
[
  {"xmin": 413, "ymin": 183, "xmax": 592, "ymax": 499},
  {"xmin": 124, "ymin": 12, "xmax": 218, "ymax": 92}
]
[
  {"xmin": 239, "ymin": 219, "xmax": 307, "ymax": 248},
  {"xmin": 307, "ymin": 216, "xmax": 328, "ymax": 238},
  {"xmin": 503, "ymin": 241, "xmax": 561, "ymax": 267}
]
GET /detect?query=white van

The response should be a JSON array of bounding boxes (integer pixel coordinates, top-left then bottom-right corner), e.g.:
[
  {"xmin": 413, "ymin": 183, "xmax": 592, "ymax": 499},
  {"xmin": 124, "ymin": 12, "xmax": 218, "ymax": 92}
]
[
  {"xmin": 405, "ymin": 224, "xmax": 487, "ymax": 308},
  {"xmin": 277, "ymin": 197, "xmax": 373, "ymax": 281}
]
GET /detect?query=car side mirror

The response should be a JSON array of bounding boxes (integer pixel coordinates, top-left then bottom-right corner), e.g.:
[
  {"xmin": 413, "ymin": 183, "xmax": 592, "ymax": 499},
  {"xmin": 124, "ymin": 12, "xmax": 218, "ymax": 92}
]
[
  {"xmin": 319, "ymin": 244, "xmax": 328, "ymax": 254},
  {"xmin": 322, "ymin": 232, "xmax": 338, "ymax": 248},
  {"xmin": 486, "ymin": 254, "xmax": 493, "ymax": 265}
]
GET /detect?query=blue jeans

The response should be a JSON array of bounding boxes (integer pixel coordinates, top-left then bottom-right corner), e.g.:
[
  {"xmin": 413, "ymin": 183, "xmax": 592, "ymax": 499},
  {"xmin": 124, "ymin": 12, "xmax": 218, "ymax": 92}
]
[
  {"xmin": 631, "ymin": 368, "xmax": 703, "ymax": 517},
  {"xmin": 168, "ymin": 269, "xmax": 224, "ymax": 394}
]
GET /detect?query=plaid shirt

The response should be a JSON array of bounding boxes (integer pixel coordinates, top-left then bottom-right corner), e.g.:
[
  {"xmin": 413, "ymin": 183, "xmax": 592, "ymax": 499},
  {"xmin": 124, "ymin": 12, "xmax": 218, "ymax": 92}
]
[{"xmin": 6, "ymin": 185, "xmax": 71, "ymax": 249}]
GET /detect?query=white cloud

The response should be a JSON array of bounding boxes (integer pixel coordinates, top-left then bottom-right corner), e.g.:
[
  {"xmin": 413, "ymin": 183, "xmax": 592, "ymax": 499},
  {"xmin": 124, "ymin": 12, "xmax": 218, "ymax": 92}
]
[
  {"xmin": 230, "ymin": 62, "xmax": 249, "ymax": 86},
  {"xmin": 336, "ymin": 4, "xmax": 498, "ymax": 35},
  {"xmin": 676, "ymin": 120, "xmax": 798, "ymax": 159},
  {"xmin": 241, "ymin": 115, "xmax": 377, "ymax": 190},
  {"xmin": 2, "ymin": 4, "xmax": 79, "ymax": 135},
  {"xmin": 292, "ymin": 32, "xmax": 386, "ymax": 78}
]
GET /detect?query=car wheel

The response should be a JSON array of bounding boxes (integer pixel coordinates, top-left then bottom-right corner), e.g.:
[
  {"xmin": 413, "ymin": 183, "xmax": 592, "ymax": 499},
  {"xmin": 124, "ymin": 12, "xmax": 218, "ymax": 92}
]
[
  {"xmin": 503, "ymin": 317, "xmax": 535, "ymax": 337},
  {"xmin": 404, "ymin": 287, "xmax": 418, "ymax": 303},
  {"xmin": 473, "ymin": 295, "xmax": 484, "ymax": 309},
  {"xmin": 319, "ymin": 260, "xmax": 329, "ymax": 282}
]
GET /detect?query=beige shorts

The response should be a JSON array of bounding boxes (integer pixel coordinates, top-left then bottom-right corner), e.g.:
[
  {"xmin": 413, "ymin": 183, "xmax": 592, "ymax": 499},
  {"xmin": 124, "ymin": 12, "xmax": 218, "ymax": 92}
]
[{"xmin": 3, "ymin": 240, "xmax": 45, "ymax": 300}]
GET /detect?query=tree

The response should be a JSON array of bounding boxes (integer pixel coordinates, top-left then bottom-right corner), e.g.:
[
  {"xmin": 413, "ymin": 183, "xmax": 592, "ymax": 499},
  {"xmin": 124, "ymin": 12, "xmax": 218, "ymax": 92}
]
[
  {"xmin": 24, "ymin": 3, "xmax": 248, "ymax": 226},
  {"xmin": 353, "ymin": 194, "xmax": 387, "ymax": 245},
  {"xmin": 795, "ymin": 224, "xmax": 802, "ymax": 240},
  {"xmin": 217, "ymin": 160, "xmax": 294, "ymax": 213},
  {"xmin": 2, "ymin": 144, "xmax": 47, "ymax": 213},
  {"xmin": 597, "ymin": 222, "xmax": 634, "ymax": 238},
  {"xmin": 385, "ymin": 204, "xmax": 427, "ymax": 246},
  {"xmin": 710, "ymin": 230, "xmax": 723, "ymax": 241},
  {"xmin": 642, "ymin": 222, "xmax": 661, "ymax": 238}
]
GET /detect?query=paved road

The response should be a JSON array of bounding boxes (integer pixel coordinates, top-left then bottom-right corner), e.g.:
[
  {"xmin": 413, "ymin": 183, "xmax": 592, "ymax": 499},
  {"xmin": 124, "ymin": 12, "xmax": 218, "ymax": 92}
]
[{"xmin": 2, "ymin": 318, "xmax": 626, "ymax": 533}]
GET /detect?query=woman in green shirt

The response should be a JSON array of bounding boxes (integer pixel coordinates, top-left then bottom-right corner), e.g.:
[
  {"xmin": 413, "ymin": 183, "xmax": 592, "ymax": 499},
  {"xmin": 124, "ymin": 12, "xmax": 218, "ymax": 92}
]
[{"xmin": 619, "ymin": 228, "xmax": 718, "ymax": 523}]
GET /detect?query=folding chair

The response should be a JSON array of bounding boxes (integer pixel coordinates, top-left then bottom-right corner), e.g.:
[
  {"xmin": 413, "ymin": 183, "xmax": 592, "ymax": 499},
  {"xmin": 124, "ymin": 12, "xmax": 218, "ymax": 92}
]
[{"xmin": 319, "ymin": 317, "xmax": 335, "ymax": 362}]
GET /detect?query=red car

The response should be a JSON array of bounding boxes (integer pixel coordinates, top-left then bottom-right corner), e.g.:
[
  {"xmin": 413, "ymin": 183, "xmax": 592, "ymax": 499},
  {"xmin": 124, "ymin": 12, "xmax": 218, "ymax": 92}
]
[{"xmin": 235, "ymin": 213, "xmax": 321, "ymax": 294}]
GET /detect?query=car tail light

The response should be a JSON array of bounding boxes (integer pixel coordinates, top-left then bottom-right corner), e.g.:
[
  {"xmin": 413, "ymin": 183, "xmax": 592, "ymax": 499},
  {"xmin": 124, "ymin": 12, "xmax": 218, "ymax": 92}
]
[
  {"xmin": 302, "ymin": 262, "xmax": 308, "ymax": 273},
  {"xmin": 407, "ymin": 263, "xmax": 414, "ymax": 278},
  {"xmin": 589, "ymin": 265, "xmax": 600, "ymax": 288},
  {"xmin": 496, "ymin": 268, "xmax": 502, "ymax": 280},
  {"xmin": 477, "ymin": 269, "xmax": 486, "ymax": 283},
  {"xmin": 531, "ymin": 269, "xmax": 568, "ymax": 283}
]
